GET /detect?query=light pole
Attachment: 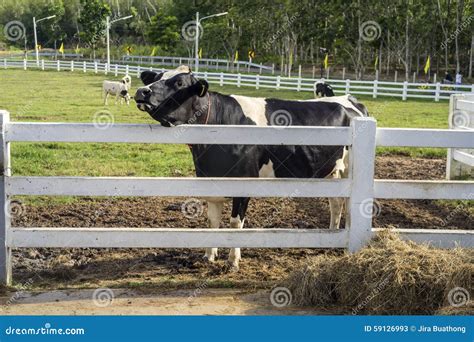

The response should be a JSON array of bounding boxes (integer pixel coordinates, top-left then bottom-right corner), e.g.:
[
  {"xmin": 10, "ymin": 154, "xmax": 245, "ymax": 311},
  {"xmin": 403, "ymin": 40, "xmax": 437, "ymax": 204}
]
[
  {"xmin": 194, "ymin": 11, "xmax": 228, "ymax": 73},
  {"xmin": 33, "ymin": 15, "xmax": 56, "ymax": 66},
  {"xmin": 106, "ymin": 15, "xmax": 133, "ymax": 70}
]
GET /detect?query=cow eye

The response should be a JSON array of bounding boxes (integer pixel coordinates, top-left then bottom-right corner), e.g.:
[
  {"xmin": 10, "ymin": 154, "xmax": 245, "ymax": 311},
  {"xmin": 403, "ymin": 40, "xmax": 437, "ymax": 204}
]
[{"xmin": 176, "ymin": 80, "xmax": 183, "ymax": 87}]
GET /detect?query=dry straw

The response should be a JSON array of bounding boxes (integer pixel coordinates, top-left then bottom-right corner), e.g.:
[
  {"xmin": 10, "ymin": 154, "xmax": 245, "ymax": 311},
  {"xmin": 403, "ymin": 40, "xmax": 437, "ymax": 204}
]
[{"xmin": 286, "ymin": 229, "xmax": 473, "ymax": 314}]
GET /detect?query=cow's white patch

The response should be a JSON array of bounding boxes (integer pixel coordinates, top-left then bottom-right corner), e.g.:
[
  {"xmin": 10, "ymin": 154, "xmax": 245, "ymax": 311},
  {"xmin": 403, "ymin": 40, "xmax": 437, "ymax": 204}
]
[
  {"xmin": 161, "ymin": 65, "xmax": 191, "ymax": 80},
  {"xmin": 259, "ymin": 160, "xmax": 275, "ymax": 178},
  {"xmin": 230, "ymin": 95, "xmax": 268, "ymax": 126},
  {"xmin": 304, "ymin": 95, "xmax": 364, "ymax": 116}
]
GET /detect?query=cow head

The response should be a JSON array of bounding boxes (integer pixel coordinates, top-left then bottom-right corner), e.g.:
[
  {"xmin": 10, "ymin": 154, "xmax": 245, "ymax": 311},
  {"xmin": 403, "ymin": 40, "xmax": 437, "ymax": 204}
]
[{"xmin": 134, "ymin": 65, "xmax": 209, "ymax": 127}]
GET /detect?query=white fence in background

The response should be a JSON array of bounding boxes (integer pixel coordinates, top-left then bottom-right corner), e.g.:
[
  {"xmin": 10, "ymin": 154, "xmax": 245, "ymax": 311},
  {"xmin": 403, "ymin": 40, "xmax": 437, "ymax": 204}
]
[
  {"xmin": 0, "ymin": 109, "xmax": 473, "ymax": 285},
  {"xmin": 447, "ymin": 94, "xmax": 474, "ymax": 179},
  {"xmin": 3, "ymin": 58, "xmax": 474, "ymax": 102},
  {"xmin": 121, "ymin": 55, "xmax": 273, "ymax": 74}
]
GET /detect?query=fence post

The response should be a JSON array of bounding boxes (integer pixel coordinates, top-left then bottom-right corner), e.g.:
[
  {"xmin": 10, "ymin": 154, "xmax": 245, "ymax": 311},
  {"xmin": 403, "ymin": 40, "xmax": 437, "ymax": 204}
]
[
  {"xmin": 312, "ymin": 65, "xmax": 316, "ymax": 79},
  {"xmin": 259, "ymin": 62, "xmax": 263, "ymax": 74},
  {"xmin": 83, "ymin": 61, "xmax": 86, "ymax": 73},
  {"xmin": 402, "ymin": 81, "xmax": 408, "ymax": 101},
  {"xmin": 126, "ymin": 65, "xmax": 129, "ymax": 75},
  {"xmin": 41, "ymin": 59, "xmax": 45, "ymax": 71},
  {"xmin": 114, "ymin": 64, "xmax": 118, "ymax": 77},
  {"xmin": 104, "ymin": 63, "xmax": 108, "ymax": 75},
  {"xmin": 70, "ymin": 60, "xmax": 74, "ymax": 72},
  {"xmin": 23, "ymin": 59, "xmax": 27, "ymax": 70},
  {"xmin": 435, "ymin": 82, "xmax": 441, "ymax": 102},
  {"xmin": 256, "ymin": 74, "xmax": 260, "ymax": 89},
  {"xmin": 0, "ymin": 110, "xmax": 12, "ymax": 285},
  {"xmin": 57, "ymin": 60, "xmax": 60, "ymax": 72},
  {"xmin": 204, "ymin": 71, "xmax": 208, "ymax": 81},
  {"xmin": 94, "ymin": 61, "xmax": 98, "ymax": 74},
  {"xmin": 345, "ymin": 79, "xmax": 350, "ymax": 95},
  {"xmin": 394, "ymin": 70, "xmax": 398, "ymax": 82},
  {"xmin": 3, "ymin": 59, "xmax": 6, "ymax": 69},
  {"xmin": 372, "ymin": 79, "xmax": 378, "ymax": 98},
  {"xmin": 219, "ymin": 72, "xmax": 224, "ymax": 87},
  {"xmin": 272, "ymin": 63, "xmax": 275, "ymax": 75},
  {"xmin": 433, "ymin": 73, "xmax": 437, "ymax": 84},
  {"xmin": 276, "ymin": 75, "xmax": 281, "ymax": 90},
  {"xmin": 347, "ymin": 116, "xmax": 377, "ymax": 252},
  {"xmin": 342, "ymin": 67, "xmax": 345, "ymax": 80},
  {"xmin": 137, "ymin": 65, "xmax": 141, "ymax": 78},
  {"xmin": 237, "ymin": 73, "xmax": 241, "ymax": 88}
]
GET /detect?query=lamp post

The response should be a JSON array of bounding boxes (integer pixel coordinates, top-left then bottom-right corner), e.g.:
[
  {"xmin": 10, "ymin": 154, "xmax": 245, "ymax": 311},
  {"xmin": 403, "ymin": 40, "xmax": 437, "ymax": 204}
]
[
  {"xmin": 106, "ymin": 15, "xmax": 133, "ymax": 70},
  {"xmin": 194, "ymin": 11, "xmax": 228, "ymax": 73},
  {"xmin": 33, "ymin": 15, "xmax": 56, "ymax": 66}
]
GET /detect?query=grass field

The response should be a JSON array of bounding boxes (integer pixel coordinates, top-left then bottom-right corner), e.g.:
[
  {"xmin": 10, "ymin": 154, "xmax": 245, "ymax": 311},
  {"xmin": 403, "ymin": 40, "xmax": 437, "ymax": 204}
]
[{"xmin": 0, "ymin": 68, "xmax": 450, "ymax": 181}]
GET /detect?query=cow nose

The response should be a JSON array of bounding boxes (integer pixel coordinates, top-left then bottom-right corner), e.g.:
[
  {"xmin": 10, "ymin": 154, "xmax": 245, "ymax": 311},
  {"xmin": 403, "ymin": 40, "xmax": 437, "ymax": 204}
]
[{"xmin": 135, "ymin": 87, "xmax": 151, "ymax": 101}]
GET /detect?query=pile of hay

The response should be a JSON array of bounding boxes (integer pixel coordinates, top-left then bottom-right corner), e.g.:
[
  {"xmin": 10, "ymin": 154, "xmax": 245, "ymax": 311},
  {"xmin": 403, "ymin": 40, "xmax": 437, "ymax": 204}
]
[{"xmin": 286, "ymin": 230, "xmax": 473, "ymax": 314}]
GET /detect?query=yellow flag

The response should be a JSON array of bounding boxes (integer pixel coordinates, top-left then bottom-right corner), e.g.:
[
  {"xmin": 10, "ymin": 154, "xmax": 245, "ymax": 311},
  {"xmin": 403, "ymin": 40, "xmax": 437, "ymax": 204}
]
[
  {"xmin": 374, "ymin": 55, "xmax": 378, "ymax": 69},
  {"xmin": 234, "ymin": 50, "xmax": 238, "ymax": 62},
  {"xmin": 126, "ymin": 46, "xmax": 132, "ymax": 54},
  {"xmin": 198, "ymin": 47, "xmax": 202, "ymax": 58},
  {"xmin": 58, "ymin": 42, "xmax": 64, "ymax": 54},
  {"xmin": 323, "ymin": 53, "xmax": 329, "ymax": 69},
  {"xmin": 37, "ymin": 44, "xmax": 42, "ymax": 50},
  {"xmin": 150, "ymin": 47, "xmax": 156, "ymax": 56},
  {"xmin": 424, "ymin": 56, "xmax": 430, "ymax": 74}
]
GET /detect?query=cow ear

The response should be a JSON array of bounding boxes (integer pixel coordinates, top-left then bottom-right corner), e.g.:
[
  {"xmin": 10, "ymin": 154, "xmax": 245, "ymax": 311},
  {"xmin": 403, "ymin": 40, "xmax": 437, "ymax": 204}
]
[
  {"xmin": 140, "ymin": 71, "xmax": 163, "ymax": 85},
  {"xmin": 193, "ymin": 79, "xmax": 208, "ymax": 97}
]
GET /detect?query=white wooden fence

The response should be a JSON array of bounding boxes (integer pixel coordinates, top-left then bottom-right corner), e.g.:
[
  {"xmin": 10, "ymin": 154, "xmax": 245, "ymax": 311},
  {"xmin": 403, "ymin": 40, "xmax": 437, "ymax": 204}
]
[
  {"xmin": 3, "ymin": 59, "xmax": 474, "ymax": 102},
  {"xmin": 0, "ymin": 110, "xmax": 473, "ymax": 285},
  {"xmin": 447, "ymin": 94, "xmax": 474, "ymax": 179}
]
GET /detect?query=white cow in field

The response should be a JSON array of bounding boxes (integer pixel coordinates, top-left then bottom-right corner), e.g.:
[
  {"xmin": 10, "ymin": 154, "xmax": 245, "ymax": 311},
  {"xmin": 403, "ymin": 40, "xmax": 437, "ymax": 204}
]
[{"xmin": 103, "ymin": 75, "xmax": 132, "ymax": 105}]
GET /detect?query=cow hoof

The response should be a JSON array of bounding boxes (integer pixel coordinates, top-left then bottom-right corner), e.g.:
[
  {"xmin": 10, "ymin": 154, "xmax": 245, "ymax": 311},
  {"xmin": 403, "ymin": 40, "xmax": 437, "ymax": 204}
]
[
  {"xmin": 225, "ymin": 261, "xmax": 240, "ymax": 272},
  {"xmin": 202, "ymin": 255, "xmax": 216, "ymax": 263}
]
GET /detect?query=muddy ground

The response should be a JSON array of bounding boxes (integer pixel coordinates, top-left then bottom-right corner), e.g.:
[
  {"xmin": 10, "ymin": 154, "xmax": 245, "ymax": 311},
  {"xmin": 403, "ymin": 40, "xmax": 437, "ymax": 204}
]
[{"xmin": 8, "ymin": 156, "xmax": 474, "ymax": 292}]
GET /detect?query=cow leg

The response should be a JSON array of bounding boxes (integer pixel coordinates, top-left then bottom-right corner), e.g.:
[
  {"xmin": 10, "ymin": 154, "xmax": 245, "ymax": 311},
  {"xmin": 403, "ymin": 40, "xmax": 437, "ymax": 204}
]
[
  {"xmin": 103, "ymin": 92, "xmax": 108, "ymax": 105},
  {"xmin": 204, "ymin": 200, "xmax": 223, "ymax": 262},
  {"xmin": 329, "ymin": 196, "xmax": 344, "ymax": 229},
  {"xmin": 328, "ymin": 148, "xmax": 348, "ymax": 229},
  {"xmin": 228, "ymin": 197, "xmax": 250, "ymax": 271}
]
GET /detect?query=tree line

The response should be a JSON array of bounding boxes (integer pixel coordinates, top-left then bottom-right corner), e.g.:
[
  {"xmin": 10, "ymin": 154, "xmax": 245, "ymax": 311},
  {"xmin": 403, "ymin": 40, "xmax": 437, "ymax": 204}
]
[{"xmin": 1, "ymin": 0, "xmax": 473, "ymax": 80}]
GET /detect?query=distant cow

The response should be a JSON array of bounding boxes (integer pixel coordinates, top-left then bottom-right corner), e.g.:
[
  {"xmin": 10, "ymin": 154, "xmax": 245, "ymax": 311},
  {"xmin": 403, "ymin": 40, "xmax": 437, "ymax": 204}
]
[
  {"xmin": 314, "ymin": 80, "xmax": 335, "ymax": 97},
  {"xmin": 134, "ymin": 65, "xmax": 368, "ymax": 271},
  {"xmin": 103, "ymin": 75, "xmax": 132, "ymax": 105}
]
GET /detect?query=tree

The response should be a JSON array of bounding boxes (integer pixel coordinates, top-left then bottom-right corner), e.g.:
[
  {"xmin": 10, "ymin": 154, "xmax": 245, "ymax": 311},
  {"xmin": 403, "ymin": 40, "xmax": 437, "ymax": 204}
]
[
  {"xmin": 146, "ymin": 9, "xmax": 180, "ymax": 52},
  {"xmin": 78, "ymin": 0, "xmax": 110, "ymax": 59}
]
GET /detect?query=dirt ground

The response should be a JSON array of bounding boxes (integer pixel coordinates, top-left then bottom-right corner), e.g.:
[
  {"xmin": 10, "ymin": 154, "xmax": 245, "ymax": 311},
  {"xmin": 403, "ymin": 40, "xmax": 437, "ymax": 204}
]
[{"xmin": 3, "ymin": 155, "xmax": 473, "ymax": 315}]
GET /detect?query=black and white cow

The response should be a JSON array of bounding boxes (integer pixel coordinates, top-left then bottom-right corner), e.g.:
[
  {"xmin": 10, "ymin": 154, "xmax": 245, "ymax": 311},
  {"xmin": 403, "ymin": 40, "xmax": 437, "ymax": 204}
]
[
  {"xmin": 314, "ymin": 80, "xmax": 335, "ymax": 98},
  {"xmin": 135, "ymin": 65, "xmax": 368, "ymax": 271}
]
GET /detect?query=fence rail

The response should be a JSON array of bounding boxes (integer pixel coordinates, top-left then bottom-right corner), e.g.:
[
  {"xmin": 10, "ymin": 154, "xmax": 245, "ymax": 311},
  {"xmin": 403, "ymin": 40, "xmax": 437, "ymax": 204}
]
[
  {"xmin": 2, "ymin": 58, "xmax": 474, "ymax": 102},
  {"xmin": 0, "ymin": 108, "xmax": 473, "ymax": 285}
]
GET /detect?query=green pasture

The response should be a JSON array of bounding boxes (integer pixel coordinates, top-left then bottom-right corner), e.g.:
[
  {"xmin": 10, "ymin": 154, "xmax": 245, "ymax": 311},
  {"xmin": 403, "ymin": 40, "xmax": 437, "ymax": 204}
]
[{"xmin": 0, "ymin": 68, "xmax": 450, "ymax": 182}]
